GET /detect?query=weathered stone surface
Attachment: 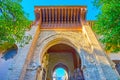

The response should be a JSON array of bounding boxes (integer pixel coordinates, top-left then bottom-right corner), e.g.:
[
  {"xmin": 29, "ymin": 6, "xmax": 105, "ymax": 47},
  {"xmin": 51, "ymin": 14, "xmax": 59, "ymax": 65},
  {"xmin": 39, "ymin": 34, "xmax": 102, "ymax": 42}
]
[
  {"xmin": 8, "ymin": 26, "xmax": 38, "ymax": 80},
  {"xmin": 83, "ymin": 24, "xmax": 120, "ymax": 80},
  {"xmin": 80, "ymin": 49, "xmax": 101, "ymax": 80}
]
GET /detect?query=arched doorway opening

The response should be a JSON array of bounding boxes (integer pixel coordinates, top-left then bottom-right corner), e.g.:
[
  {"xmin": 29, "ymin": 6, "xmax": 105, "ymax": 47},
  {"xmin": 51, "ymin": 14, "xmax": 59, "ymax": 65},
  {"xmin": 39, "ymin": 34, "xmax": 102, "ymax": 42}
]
[
  {"xmin": 41, "ymin": 43, "xmax": 84, "ymax": 80},
  {"xmin": 52, "ymin": 63, "xmax": 69, "ymax": 80},
  {"xmin": 53, "ymin": 67, "xmax": 68, "ymax": 80}
]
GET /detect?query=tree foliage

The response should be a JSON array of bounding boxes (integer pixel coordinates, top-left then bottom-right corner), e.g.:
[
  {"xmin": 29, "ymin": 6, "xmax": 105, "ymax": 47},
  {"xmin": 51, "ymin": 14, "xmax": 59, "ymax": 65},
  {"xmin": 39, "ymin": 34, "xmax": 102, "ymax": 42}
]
[
  {"xmin": 93, "ymin": 0, "xmax": 120, "ymax": 52},
  {"xmin": 0, "ymin": 0, "xmax": 31, "ymax": 49}
]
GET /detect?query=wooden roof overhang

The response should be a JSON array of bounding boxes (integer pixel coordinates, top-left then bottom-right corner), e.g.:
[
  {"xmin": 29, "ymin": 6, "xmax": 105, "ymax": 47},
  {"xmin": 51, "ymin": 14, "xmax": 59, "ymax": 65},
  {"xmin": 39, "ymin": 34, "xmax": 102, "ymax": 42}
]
[{"xmin": 34, "ymin": 6, "xmax": 87, "ymax": 30}]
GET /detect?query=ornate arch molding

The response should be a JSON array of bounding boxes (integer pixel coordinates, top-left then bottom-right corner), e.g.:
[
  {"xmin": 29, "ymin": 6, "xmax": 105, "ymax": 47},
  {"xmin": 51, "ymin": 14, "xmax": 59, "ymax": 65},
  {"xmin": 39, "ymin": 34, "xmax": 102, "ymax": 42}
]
[
  {"xmin": 37, "ymin": 32, "xmax": 83, "ymax": 64},
  {"xmin": 37, "ymin": 32, "xmax": 83, "ymax": 48}
]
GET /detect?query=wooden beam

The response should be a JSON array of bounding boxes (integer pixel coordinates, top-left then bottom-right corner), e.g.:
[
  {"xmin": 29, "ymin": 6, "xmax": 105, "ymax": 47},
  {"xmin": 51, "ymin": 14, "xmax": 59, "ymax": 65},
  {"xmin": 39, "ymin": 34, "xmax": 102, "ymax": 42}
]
[
  {"xmin": 45, "ymin": 8, "xmax": 48, "ymax": 23},
  {"xmin": 52, "ymin": 8, "xmax": 54, "ymax": 23},
  {"xmin": 42, "ymin": 8, "xmax": 45, "ymax": 23},
  {"xmin": 68, "ymin": 8, "xmax": 70, "ymax": 23},
  {"xmin": 49, "ymin": 8, "xmax": 52, "ymax": 23},
  {"xmin": 35, "ymin": 6, "xmax": 86, "ymax": 9},
  {"xmin": 55, "ymin": 8, "xmax": 57, "ymax": 23},
  {"xmin": 64, "ymin": 8, "xmax": 66, "ymax": 23},
  {"xmin": 58, "ymin": 8, "xmax": 60, "ymax": 23},
  {"xmin": 71, "ymin": 8, "xmax": 73, "ymax": 23},
  {"xmin": 61, "ymin": 8, "xmax": 63, "ymax": 23},
  {"xmin": 76, "ymin": 8, "xmax": 79, "ymax": 23},
  {"xmin": 74, "ymin": 8, "xmax": 76, "ymax": 23}
]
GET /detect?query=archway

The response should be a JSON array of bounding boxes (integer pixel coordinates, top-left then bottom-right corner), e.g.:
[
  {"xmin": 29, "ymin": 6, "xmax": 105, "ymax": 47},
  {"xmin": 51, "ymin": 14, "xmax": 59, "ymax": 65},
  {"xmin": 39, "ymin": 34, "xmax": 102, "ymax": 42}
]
[
  {"xmin": 53, "ymin": 67, "xmax": 68, "ymax": 80},
  {"xmin": 41, "ymin": 43, "xmax": 84, "ymax": 80},
  {"xmin": 52, "ymin": 63, "xmax": 69, "ymax": 80}
]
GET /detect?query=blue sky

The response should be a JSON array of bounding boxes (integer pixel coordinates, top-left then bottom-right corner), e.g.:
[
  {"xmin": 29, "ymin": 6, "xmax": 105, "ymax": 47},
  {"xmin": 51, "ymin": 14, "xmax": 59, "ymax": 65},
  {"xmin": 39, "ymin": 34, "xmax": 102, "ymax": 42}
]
[
  {"xmin": 54, "ymin": 68, "xmax": 66, "ymax": 78},
  {"xmin": 55, "ymin": 68, "xmax": 65, "ymax": 77},
  {"xmin": 21, "ymin": 0, "xmax": 99, "ymax": 21}
]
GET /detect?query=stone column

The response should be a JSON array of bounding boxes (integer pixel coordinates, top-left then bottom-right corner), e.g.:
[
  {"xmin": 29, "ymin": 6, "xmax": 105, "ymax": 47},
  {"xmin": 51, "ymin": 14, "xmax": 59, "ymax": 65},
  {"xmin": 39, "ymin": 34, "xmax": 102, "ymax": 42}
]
[
  {"xmin": 42, "ymin": 68, "xmax": 46, "ymax": 80},
  {"xmin": 36, "ymin": 66, "xmax": 42, "ymax": 80}
]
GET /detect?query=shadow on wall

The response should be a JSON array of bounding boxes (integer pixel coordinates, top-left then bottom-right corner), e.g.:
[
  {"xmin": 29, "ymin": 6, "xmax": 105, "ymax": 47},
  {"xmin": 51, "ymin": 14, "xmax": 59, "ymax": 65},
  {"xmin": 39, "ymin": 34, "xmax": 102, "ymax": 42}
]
[
  {"xmin": 0, "ymin": 48, "xmax": 17, "ymax": 80},
  {"xmin": 113, "ymin": 60, "xmax": 120, "ymax": 76},
  {"xmin": 93, "ymin": 49, "xmax": 119, "ymax": 78},
  {"xmin": 80, "ymin": 48, "xmax": 120, "ymax": 79}
]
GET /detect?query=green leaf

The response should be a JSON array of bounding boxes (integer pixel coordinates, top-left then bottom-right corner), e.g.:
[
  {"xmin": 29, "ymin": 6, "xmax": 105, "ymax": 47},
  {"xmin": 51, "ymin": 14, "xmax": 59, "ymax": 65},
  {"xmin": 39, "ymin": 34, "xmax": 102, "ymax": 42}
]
[
  {"xmin": 93, "ymin": 0, "xmax": 120, "ymax": 53},
  {"xmin": 0, "ymin": 0, "xmax": 31, "ymax": 49}
]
